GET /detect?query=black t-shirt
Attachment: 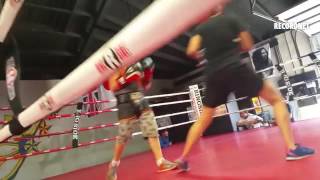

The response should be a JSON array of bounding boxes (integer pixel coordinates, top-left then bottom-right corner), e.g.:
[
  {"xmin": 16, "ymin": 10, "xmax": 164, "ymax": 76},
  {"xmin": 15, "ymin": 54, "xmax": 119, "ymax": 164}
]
[{"xmin": 195, "ymin": 15, "xmax": 246, "ymax": 72}]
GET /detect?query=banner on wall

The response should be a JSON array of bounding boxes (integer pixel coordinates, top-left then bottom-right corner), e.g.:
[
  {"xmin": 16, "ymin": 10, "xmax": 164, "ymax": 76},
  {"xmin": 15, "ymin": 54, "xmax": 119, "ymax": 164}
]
[
  {"xmin": 189, "ymin": 85, "xmax": 203, "ymax": 119},
  {"xmin": 249, "ymin": 44, "xmax": 274, "ymax": 78}
]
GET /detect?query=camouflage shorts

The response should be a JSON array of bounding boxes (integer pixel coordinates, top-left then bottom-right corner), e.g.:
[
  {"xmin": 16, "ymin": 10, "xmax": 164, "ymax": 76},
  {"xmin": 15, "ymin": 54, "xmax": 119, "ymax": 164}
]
[{"xmin": 117, "ymin": 109, "xmax": 159, "ymax": 143}]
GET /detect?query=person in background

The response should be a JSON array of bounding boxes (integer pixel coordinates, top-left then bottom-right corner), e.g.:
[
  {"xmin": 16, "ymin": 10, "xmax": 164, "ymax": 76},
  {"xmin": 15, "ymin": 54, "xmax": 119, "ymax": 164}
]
[
  {"xmin": 237, "ymin": 111, "xmax": 263, "ymax": 129},
  {"xmin": 159, "ymin": 129, "xmax": 172, "ymax": 148}
]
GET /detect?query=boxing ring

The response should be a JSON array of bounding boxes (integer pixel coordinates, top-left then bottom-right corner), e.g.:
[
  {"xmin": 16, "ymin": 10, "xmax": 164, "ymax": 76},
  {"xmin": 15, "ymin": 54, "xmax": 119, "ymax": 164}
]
[
  {"xmin": 2, "ymin": 48, "xmax": 320, "ymax": 179},
  {"xmin": 1, "ymin": 75, "xmax": 320, "ymax": 179},
  {"xmin": 48, "ymin": 119, "xmax": 320, "ymax": 180},
  {"xmin": 1, "ymin": 0, "xmax": 320, "ymax": 179}
]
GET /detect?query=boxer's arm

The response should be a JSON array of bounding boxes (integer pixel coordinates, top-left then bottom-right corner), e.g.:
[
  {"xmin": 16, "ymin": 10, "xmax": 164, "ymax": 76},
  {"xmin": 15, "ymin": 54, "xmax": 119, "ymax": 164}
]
[
  {"xmin": 239, "ymin": 31, "xmax": 254, "ymax": 52},
  {"xmin": 186, "ymin": 34, "xmax": 202, "ymax": 59},
  {"xmin": 108, "ymin": 73, "xmax": 121, "ymax": 91}
]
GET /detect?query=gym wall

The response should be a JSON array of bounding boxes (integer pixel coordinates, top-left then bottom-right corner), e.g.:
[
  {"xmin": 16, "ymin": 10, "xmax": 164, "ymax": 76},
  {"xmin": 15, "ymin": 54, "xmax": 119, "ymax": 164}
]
[{"xmin": 259, "ymin": 30, "xmax": 317, "ymax": 120}]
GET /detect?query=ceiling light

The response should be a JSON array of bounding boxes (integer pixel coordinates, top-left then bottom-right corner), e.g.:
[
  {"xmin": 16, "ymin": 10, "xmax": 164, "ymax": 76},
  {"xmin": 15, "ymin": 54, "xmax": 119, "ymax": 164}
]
[
  {"xmin": 277, "ymin": 0, "xmax": 320, "ymax": 21},
  {"xmin": 287, "ymin": 6, "xmax": 320, "ymax": 23}
]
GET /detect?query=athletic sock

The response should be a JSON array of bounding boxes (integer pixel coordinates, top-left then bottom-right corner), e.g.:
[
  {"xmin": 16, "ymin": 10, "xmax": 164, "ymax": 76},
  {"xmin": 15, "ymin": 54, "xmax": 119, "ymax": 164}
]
[{"xmin": 111, "ymin": 160, "xmax": 120, "ymax": 167}]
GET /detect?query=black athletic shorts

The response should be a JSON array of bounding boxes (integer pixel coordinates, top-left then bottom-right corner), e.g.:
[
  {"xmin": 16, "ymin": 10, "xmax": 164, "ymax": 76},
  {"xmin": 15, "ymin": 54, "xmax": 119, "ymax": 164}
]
[{"xmin": 203, "ymin": 64, "xmax": 264, "ymax": 107}]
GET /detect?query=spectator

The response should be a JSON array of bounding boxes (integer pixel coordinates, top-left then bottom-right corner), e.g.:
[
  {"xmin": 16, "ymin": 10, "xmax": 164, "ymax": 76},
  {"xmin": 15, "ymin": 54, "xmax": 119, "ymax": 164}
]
[
  {"xmin": 237, "ymin": 111, "xmax": 264, "ymax": 129},
  {"xmin": 159, "ymin": 130, "xmax": 172, "ymax": 148}
]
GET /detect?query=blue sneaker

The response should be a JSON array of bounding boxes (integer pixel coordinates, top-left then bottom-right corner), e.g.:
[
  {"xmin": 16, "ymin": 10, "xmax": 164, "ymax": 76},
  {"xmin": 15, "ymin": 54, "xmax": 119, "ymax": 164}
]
[
  {"xmin": 286, "ymin": 144, "xmax": 315, "ymax": 161},
  {"xmin": 175, "ymin": 159, "xmax": 190, "ymax": 171}
]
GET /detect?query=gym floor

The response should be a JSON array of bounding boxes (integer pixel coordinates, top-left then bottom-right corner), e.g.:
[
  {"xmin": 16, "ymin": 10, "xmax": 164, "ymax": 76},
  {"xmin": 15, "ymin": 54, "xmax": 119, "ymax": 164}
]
[{"xmin": 48, "ymin": 119, "xmax": 319, "ymax": 180}]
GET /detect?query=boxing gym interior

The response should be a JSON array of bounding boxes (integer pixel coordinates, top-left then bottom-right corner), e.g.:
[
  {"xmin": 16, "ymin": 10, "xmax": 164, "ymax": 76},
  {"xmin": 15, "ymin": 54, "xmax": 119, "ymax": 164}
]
[{"xmin": 1, "ymin": 0, "xmax": 320, "ymax": 179}]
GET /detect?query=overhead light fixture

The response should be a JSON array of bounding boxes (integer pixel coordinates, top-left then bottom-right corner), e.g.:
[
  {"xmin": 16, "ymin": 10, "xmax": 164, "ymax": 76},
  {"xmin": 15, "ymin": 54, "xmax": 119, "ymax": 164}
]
[
  {"xmin": 301, "ymin": 14, "xmax": 320, "ymax": 25},
  {"xmin": 287, "ymin": 6, "xmax": 320, "ymax": 23},
  {"xmin": 277, "ymin": 0, "xmax": 320, "ymax": 21},
  {"xmin": 276, "ymin": 0, "xmax": 320, "ymax": 36}
]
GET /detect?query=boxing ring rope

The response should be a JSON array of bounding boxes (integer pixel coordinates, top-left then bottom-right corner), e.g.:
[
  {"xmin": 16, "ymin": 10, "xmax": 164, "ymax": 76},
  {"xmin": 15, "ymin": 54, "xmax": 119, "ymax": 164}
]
[
  {"xmin": 144, "ymin": 91, "xmax": 190, "ymax": 99},
  {"xmin": 0, "ymin": 109, "xmax": 194, "ymax": 161},
  {"xmin": 155, "ymin": 110, "xmax": 194, "ymax": 120},
  {"xmin": 134, "ymin": 92, "xmax": 320, "ymax": 136},
  {"xmin": 0, "ymin": 84, "xmax": 201, "ymax": 161},
  {"xmin": 256, "ymin": 50, "xmax": 320, "ymax": 74},
  {"xmin": 1, "ymin": 90, "xmax": 320, "ymax": 161},
  {"xmin": 6, "ymin": 109, "xmax": 196, "ymax": 142},
  {"xmin": 0, "ymin": 107, "xmax": 11, "ymax": 111},
  {"xmin": 0, "ymin": 91, "xmax": 198, "ymax": 141},
  {"xmin": 0, "ymin": 90, "xmax": 192, "ymax": 113},
  {"xmin": 3, "ymin": 89, "xmax": 319, "ymax": 162},
  {"xmin": 278, "ymin": 77, "xmax": 320, "ymax": 90},
  {"xmin": 0, "ymin": 97, "xmax": 194, "ymax": 124},
  {"xmin": 10, "ymin": 122, "xmax": 118, "ymax": 141},
  {"xmin": 149, "ymin": 99, "xmax": 192, "ymax": 108},
  {"xmin": 0, "ymin": 103, "xmax": 268, "ymax": 161},
  {"xmin": 263, "ymin": 61, "xmax": 320, "ymax": 80},
  {"xmin": 1, "ymin": 74, "xmax": 320, "ymax": 126},
  {"xmin": 2, "ymin": 100, "xmax": 196, "ymax": 141}
]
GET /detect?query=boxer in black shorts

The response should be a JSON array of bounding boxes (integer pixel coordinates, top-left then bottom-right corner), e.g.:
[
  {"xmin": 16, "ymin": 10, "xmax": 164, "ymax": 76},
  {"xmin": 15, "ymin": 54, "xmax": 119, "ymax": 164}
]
[{"xmin": 176, "ymin": 11, "xmax": 314, "ymax": 171}]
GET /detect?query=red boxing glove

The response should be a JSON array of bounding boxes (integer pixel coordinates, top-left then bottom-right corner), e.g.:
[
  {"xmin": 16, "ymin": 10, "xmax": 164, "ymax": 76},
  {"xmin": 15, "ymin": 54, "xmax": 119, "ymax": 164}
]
[
  {"xmin": 103, "ymin": 66, "xmax": 143, "ymax": 91},
  {"xmin": 112, "ymin": 69, "xmax": 143, "ymax": 90},
  {"xmin": 102, "ymin": 80, "xmax": 111, "ymax": 90},
  {"xmin": 124, "ymin": 70, "xmax": 143, "ymax": 84},
  {"xmin": 104, "ymin": 60, "xmax": 152, "ymax": 91}
]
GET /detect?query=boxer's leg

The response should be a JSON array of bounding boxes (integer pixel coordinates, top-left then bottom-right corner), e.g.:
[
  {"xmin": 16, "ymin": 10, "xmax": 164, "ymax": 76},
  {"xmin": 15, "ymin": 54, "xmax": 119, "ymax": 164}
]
[
  {"xmin": 139, "ymin": 108, "xmax": 177, "ymax": 172},
  {"xmin": 236, "ymin": 64, "xmax": 314, "ymax": 160},
  {"xmin": 177, "ymin": 70, "xmax": 231, "ymax": 171},
  {"xmin": 259, "ymin": 81, "xmax": 314, "ymax": 160},
  {"xmin": 107, "ymin": 100, "xmax": 138, "ymax": 180}
]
